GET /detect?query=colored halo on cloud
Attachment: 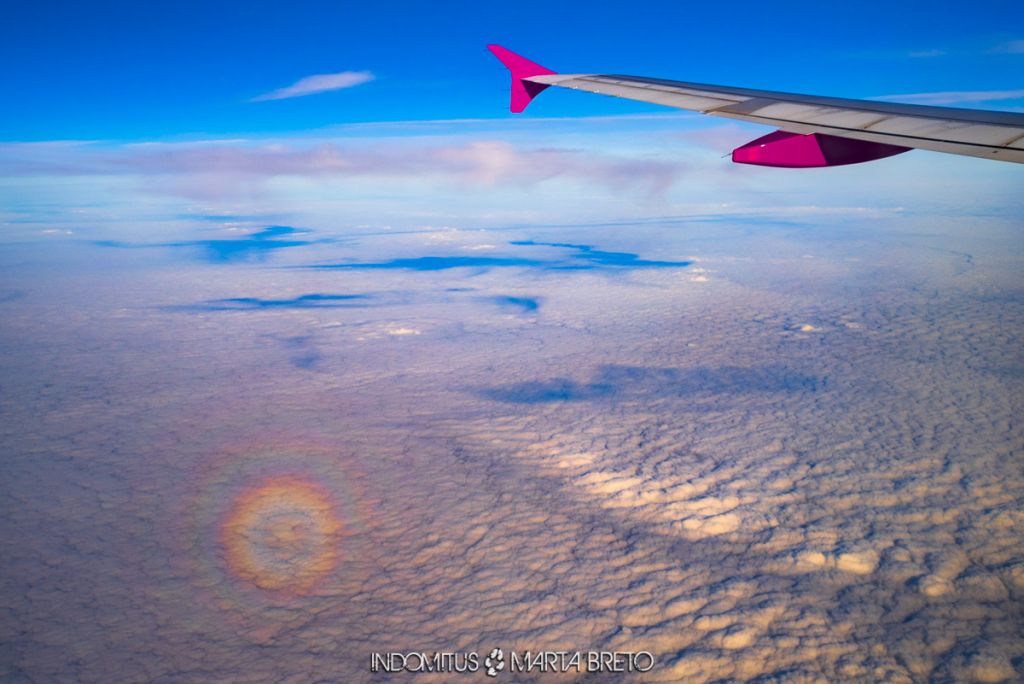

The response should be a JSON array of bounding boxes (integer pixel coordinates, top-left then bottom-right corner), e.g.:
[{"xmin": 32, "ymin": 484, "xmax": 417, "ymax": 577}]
[
  {"xmin": 180, "ymin": 438, "xmax": 373, "ymax": 624},
  {"xmin": 220, "ymin": 476, "xmax": 343, "ymax": 592}
]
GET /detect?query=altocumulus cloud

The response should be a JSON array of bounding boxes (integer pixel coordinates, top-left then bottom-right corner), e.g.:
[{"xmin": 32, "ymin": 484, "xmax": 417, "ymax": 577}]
[
  {"xmin": 251, "ymin": 70, "xmax": 375, "ymax": 101},
  {"xmin": 2, "ymin": 201, "xmax": 1024, "ymax": 682}
]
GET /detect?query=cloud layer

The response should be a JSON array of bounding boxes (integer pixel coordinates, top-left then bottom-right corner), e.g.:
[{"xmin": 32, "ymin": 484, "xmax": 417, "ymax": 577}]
[
  {"xmin": 0, "ymin": 138, "xmax": 686, "ymax": 200},
  {"xmin": 2, "ymin": 210, "xmax": 1022, "ymax": 682}
]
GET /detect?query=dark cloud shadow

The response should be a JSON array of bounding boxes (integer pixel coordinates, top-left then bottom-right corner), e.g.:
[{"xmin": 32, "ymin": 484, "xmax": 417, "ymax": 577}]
[
  {"xmin": 304, "ymin": 255, "xmax": 545, "ymax": 271},
  {"xmin": 302, "ymin": 240, "xmax": 690, "ymax": 273},
  {"xmin": 489, "ymin": 295, "xmax": 540, "ymax": 313},
  {"xmin": 289, "ymin": 351, "xmax": 322, "ymax": 370},
  {"xmin": 510, "ymin": 240, "xmax": 690, "ymax": 269},
  {"xmin": 477, "ymin": 364, "xmax": 826, "ymax": 403},
  {"xmin": 273, "ymin": 334, "xmax": 324, "ymax": 370},
  {"xmin": 181, "ymin": 213, "xmax": 285, "ymax": 224},
  {"xmin": 94, "ymin": 225, "xmax": 323, "ymax": 263},
  {"xmin": 163, "ymin": 293, "xmax": 373, "ymax": 312}
]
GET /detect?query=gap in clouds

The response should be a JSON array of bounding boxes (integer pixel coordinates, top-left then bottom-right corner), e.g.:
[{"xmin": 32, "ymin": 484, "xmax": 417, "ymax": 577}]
[
  {"xmin": 302, "ymin": 240, "xmax": 691, "ymax": 273},
  {"xmin": 94, "ymin": 225, "xmax": 328, "ymax": 263},
  {"xmin": 488, "ymin": 295, "xmax": 541, "ymax": 314},
  {"xmin": 476, "ymin": 364, "xmax": 826, "ymax": 404},
  {"xmin": 164, "ymin": 293, "xmax": 375, "ymax": 313}
]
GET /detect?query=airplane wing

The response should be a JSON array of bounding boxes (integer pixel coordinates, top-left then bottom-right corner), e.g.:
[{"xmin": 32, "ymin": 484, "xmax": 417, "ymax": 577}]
[{"xmin": 487, "ymin": 44, "xmax": 1024, "ymax": 168}]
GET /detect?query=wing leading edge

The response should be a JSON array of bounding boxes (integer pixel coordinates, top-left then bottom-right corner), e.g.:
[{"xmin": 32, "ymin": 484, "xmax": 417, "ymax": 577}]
[{"xmin": 488, "ymin": 45, "xmax": 1024, "ymax": 167}]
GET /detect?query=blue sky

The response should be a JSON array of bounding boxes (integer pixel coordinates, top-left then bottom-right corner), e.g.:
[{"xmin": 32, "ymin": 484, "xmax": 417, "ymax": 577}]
[
  {"xmin": 2, "ymin": 0, "xmax": 1022, "ymax": 140},
  {"xmin": 0, "ymin": 1, "xmax": 1021, "ymax": 244}
]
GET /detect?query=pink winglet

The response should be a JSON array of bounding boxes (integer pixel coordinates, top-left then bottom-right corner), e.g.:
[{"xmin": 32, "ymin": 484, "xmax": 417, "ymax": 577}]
[
  {"xmin": 732, "ymin": 130, "xmax": 910, "ymax": 168},
  {"xmin": 487, "ymin": 44, "xmax": 556, "ymax": 113}
]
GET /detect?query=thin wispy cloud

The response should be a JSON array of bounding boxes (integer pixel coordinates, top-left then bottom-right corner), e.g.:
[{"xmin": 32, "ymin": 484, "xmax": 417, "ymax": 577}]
[
  {"xmin": 877, "ymin": 89, "xmax": 1024, "ymax": 106},
  {"xmin": 908, "ymin": 49, "xmax": 946, "ymax": 58},
  {"xmin": 991, "ymin": 39, "xmax": 1024, "ymax": 54},
  {"xmin": 251, "ymin": 70, "xmax": 374, "ymax": 102}
]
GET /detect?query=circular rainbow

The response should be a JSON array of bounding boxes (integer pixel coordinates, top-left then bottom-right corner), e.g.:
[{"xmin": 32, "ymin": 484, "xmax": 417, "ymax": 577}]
[{"xmin": 220, "ymin": 475, "xmax": 343, "ymax": 592}]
